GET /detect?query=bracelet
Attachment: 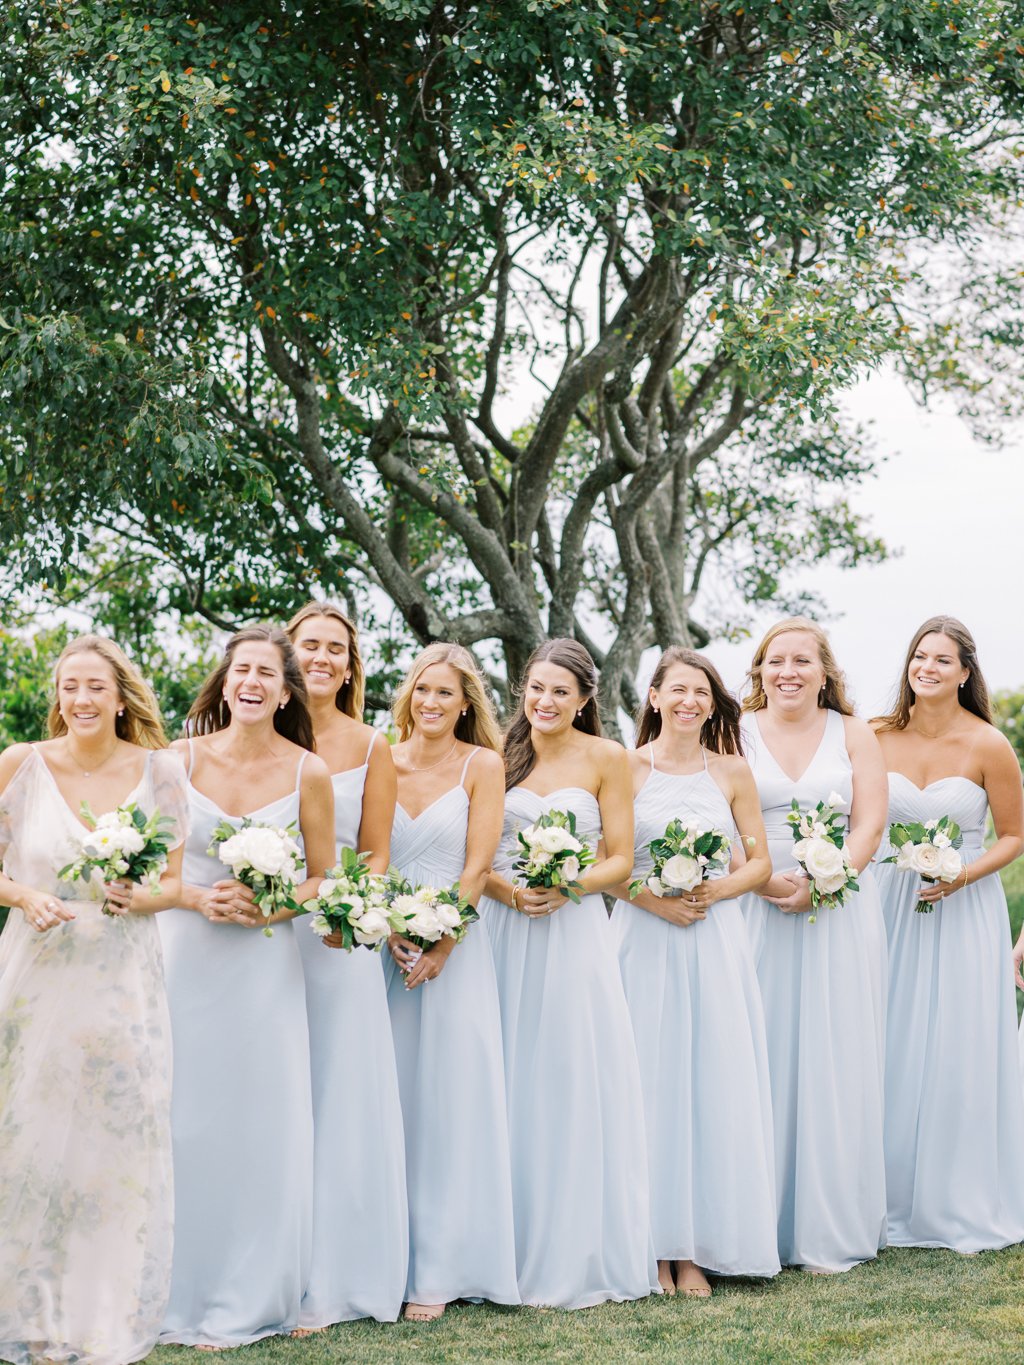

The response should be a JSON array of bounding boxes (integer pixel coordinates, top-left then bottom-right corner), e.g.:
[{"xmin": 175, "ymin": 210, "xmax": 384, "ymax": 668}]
[
  {"xmin": 510, "ymin": 885, "xmax": 520, "ymax": 912},
  {"xmin": 960, "ymin": 865, "xmax": 969, "ymax": 891}
]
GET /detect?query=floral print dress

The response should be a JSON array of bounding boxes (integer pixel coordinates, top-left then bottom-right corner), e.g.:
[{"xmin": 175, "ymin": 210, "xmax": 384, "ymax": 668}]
[{"xmin": 0, "ymin": 746, "xmax": 188, "ymax": 1365}]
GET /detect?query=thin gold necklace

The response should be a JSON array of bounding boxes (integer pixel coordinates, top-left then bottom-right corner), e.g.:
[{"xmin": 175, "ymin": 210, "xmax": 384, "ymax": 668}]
[
  {"xmin": 408, "ymin": 738, "xmax": 458, "ymax": 772},
  {"xmin": 66, "ymin": 737, "xmax": 120, "ymax": 779}
]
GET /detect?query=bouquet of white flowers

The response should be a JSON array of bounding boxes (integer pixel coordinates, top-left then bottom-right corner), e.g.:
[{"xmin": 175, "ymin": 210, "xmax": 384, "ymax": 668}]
[
  {"xmin": 388, "ymin": 875, "xmax": 479, "ymax": 949},
  {"xmin": 58, "ymin": 801, "xmax": 177, "ymax": 916},
  {"xmin": 629, "ymin": 818, "xmax": 732, "ymax": 899},
  {"xmin": 786, "ymin": 792, "xmax": 859, "ymax": 922},
  {"xmin": 882, "ymin": 815, "xmax": 964, "ymax": 912},
  {"xmin": 512, "ymin": 810, "xmax": 596, "ymax": 904},
  {"xmin": 208, "ymin": 818, "xmax": 304, "ymax": 937},
  {"xmin": 302, "ymin": 846, "xmax": 399, "ymax": 950}
]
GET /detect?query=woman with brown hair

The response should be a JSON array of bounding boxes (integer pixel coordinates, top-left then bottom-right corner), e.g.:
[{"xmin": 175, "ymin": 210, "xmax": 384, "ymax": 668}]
[
  {"xmin": 0, "ymin": 635, "xmax": 189, "ymax": 1365},
  {"xmin": 284, "ymin": 602, "xmax": 407, "ymax": 1328},
  {"xmin": 873, "ymin": 616, "xmax": 1024, "ymax": 1251},
  {"xmin": 481, "ymin": 638, "xmax": 658, "ymax": 1310},
  {"xmin": 158, "ymin": 625, "xmax": 336, "ymax": 1348},
  {"xmin": 610, "ymin": 647, "xmax": 778, "ymax": 1297},
  {"xmin": 740, "ymin": 617, "xmax": 888, "ymax": 1273},
  {"xmin": 384, "ymin": 642, "xmax": 518, "ymax": 1321}
]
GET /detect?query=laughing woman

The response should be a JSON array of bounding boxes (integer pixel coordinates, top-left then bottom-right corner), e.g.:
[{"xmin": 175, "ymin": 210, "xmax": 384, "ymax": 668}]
[
  {"xmin": 384, "ymin": 643, "xmax": 518, "ymax": 1321},
  {"xmin": 159, "ymin": 626, "xmax": 335, "ymax": 1348},
  {"xmin": 481, "ymin": 639, "xmax": 659, "ymax": 1309},
  {"xmin": 0, "ymin": 636, "xmax": 188, "ymax": 1365},
  {"xmin": 873, "ymin": 617, "xmax": 1024, "ymax": 1251},
  {"xmin": 611, "ymin": 648, "xmax": 779, "ymax": 1298},
  {"xmin": 284, "ymin": 602, "xmax": 408, "ymax": 1327}
]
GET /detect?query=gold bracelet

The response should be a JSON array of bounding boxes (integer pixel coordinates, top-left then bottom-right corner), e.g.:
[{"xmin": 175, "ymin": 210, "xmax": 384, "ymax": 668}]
[
  {"xmin": 510, "ymin": 885, "xmax": 520, "ymax": 912},
  {"xmin": 960, "ymin": 865, "xmax": 969, "ymax": 891}
]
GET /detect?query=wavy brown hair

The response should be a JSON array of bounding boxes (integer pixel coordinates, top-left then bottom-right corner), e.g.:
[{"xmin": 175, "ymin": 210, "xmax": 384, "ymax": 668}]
[
  {"xmin": 503, "ymin": 638, "xmax": 601, "ymax": 791},
  {"xmin": 874, "ymin": 615, "xmax": 992, "ymax": 730},
  {"xmin": 48, "ymin": 635, "xmax": 168, "ymax": 749},
  {"xmin": 392, "ymin": 643, "xmax": 502, "ymax": 752},
  {"xmin": 742, "ymin": 616, "xmax": 854, "ymax": 716},
  {"xmin": 187, "ymin": 625, "xmax": 314, "ymax": 750},
  {"xmin": 284, "ymin": 600, "xmax": 365, "ymax": 720},
  {"xmin": 636, "ymin": 647, "xmax": 742, "ymax": 755}
]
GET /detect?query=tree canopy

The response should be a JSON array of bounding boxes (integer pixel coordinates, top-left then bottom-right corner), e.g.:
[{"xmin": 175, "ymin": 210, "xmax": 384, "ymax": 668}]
[{"xmin": 2, "ymin": 0, "xmax": 1022, "ymax": 721}]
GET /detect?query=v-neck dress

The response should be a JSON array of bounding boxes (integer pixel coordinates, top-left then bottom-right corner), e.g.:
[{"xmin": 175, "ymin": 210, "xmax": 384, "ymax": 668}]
[
  {"xmin": 0, "ymin": 745, "xmax": 188, "ymax": 1365},
  {"xmin": 479, "ymin": 785, "xmax": 659, "ymax": 1309},
  {"xmin": 877, "ymin": 772, "xmax": 1024, "ymax": 1251},
  {"xmin": 294, "ymin": 736, "xmax": 408, "ymax": 1325},
  {"xmin": 158, "ymin": 748, "xmax": 313, "ymax": 1346},
  {"xmin": 383, "ymin": 751, "xmax": 519, "ymax": 1307},
  {"xmin": 611, "ymin": 752, "xmax": 780, "ymax": 1277},
  {"xmin": 740, "ymin": 710, "xmax": 887, "ymax": 1271}
]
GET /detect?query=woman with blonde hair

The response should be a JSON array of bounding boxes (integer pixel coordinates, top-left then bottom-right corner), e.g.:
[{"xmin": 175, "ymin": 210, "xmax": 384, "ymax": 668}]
[
  {"xmin": 740, "ymin": 617, "xmax": 888, "ymax": 1272},
  {"xmin": 384, "ymin": 642, "xmax": 518, "ymax": 1321},
  {"xmin": 284, "ymin": 602, "xmax": 408, "ymax": 1328},
  {"xmin": 0, "ymin": 635, "xmax": 189, "ymax": 1365},
  {"xmin": 874, "ymin": 617, "xmax": 1024, "ymax": 1250},
  {"xmin": 158, "ymin": 625, "xmax": 336, "ymax": 1347}
]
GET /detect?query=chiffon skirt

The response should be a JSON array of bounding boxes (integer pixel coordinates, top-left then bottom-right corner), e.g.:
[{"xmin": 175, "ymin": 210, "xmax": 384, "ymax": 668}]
[{"xmin": 613, "ymin": 896, "xmax": 780, "ymax": 1276}]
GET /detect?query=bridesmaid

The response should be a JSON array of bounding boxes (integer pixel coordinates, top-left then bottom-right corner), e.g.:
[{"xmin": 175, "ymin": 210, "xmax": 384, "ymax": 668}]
[
  {"xmin": 284, "ymin": 601, "xmax": 408, "ymax": 1327},
  {"xmin": 610, "ymin": 647, "xmax": 779, "ymax": 1297},
  {"xmin": 159, "ymin": 625, "xmax": 336, "ymax": 1347},
  {"xmin": 384, "ymin": 642, "xmax": 518, "ymax": 1321},
  {"xmin": 873, "ymin": 616, "xmax": 1024, "ymax": 1250},
  {"xmin": 740, "ymin": 617, "xmax": 888, "ymax": 1272},
  {"xmin": 0, "ymin": 635, "xmax": 187, "ymax": 1365},
  {"xmin": 481, "ymin": 638, "xmax": 659, "ymax": 1309}
]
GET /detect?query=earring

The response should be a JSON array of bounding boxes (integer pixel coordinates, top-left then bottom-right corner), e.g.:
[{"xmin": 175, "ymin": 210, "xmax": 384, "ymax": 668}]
[
  {"xmin": 577, "ymin": 709, "xmax": 583, "ymax": 717},
  {"xmin": 279, "ymin": 700, "xmax": 287, "ymax": 710},
  {"xmin": 117, "ymin": 708, "xmax": 124, "ymax": 717},
  {"xmin": 461, "ymin": 709, "xmax": 468, "ymax": 716},
  {"xmin": 959, "ymin": 681, "xmax": 965, "ymax": 690}
]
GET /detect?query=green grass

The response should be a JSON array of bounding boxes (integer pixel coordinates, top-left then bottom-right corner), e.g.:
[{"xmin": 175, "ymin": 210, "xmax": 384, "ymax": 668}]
[{"xmin": 150, "ymin": 1246, "xmax": 1024, "ymax": 1363}]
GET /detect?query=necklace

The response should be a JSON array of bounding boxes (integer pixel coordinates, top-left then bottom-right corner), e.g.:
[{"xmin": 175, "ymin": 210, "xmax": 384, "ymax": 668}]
[
  {"xmin": 408, "ymin": 738, "xmax": 459, "ymax": 772},
  {"xmin": 66, "ymin": 737, "xmax": 120, "ymax": 779}
]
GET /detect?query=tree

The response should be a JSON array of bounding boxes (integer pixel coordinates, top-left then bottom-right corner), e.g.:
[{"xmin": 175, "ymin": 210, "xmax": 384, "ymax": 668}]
[
  {"xmin": 2, "ymin": 1, "xmax": 1022, "ymax": 725},
  {"xmin": 993, "ymin": 689, "xmax": 1024, "ymax": 772}
]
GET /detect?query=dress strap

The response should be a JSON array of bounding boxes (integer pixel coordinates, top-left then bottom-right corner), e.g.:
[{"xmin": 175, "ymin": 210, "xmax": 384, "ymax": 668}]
[
  {"xmin": 185, "ymin": 737, "xmax": 196, "ymax": 781},
  {"xmin": 459, "ymin": 747, "xmax": 480, "ymax": 788},
  {"xmin": 701, "ymin": 746, "xmax": 709, "ymax": 772},
  {"xmin": 295, "ymin": 749, "xmax": 309, "ymax": 792},
  {"xmin": 364, "ymin": 729, "xmax": 379, "ymax": 766},
  {"xmin": 648, "ymin": 746, "xmax": 657, "ymax": 773}
]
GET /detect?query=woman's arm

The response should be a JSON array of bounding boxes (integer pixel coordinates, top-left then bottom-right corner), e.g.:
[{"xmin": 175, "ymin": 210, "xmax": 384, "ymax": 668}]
[
  {"xmin": 843, "ymin": 716, "xmax": 888, "ymax": 872},
  {"xmin": 356, "ymin": 733, "xmax": 397, "ymax": 876},
  {"xmin": 689, "ymin": 761, "xmax": 772, "ymax": 906},
  {"xmin": 103, "ymin": 844, "xmax": 184, "ymax": 916}
]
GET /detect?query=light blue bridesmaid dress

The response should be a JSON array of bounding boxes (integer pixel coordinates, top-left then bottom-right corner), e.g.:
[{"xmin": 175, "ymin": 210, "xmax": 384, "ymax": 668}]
[
  {"xmin": 612, "ymin": 750, "xmax": 780, "ymax": 1277},
  {"xmin": 294, "ymin": 732, "xmax": 408, "ymax": 1324},
  {"xmin": 740, "ymin": 710, "xmax": 887, "ymax": 1271},
  {"xmin": 480, "ymin": 785, "xmax": 659, "ymax": 1309},
  {"xmin": 383, "ymin": 749, "xmax": 519, "ymax": 1307},
  {"xmin": 158, "ymin": 744, "xmax": 313, "ymax": 1346},
  {"xmin": 878, "ymin": 773, "xmax": 1024, "ymax": 1250}
]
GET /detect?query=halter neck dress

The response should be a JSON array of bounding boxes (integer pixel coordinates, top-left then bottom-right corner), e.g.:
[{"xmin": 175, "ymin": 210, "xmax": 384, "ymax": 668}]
[
  {"xmin": 480, "ymin": 784, "xmax": 659, "ymax": 1309},
  {"xmin": 158, "ymin": 742, "xmax": 313, "ymax": 1346},
  {"xmin": 0, "ymin": 746, "xmax": 188, "ymax": 1365},
  {"xmin": 294, "ymin": 730, "xmax": 408, "ymax": 1325},
  {"xmin": 878, "ymin": 770, "xmax": 1024, "ymax": 1250},
  {"xmin": 740, "ymin": 709, "xmax": 887, "ymax": 1271},
  {"xmin": 611, "ymin": 749, "xmax": 779, "ymax": 1277},
  {"xmin": 383, "ymin": 749, "xmax": 519, "ymax": 1307}
]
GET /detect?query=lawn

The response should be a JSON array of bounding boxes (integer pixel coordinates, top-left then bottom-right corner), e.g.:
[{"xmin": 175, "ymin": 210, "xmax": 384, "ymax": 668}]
[{"xmin": 150, "ymin": 1246, "xmax": 1024, "ymax": 1364}]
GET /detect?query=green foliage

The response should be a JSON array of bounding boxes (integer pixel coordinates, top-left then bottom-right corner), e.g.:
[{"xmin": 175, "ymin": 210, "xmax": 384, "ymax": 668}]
[{"xmin": 993, "ymin": 689, "xmax": 1024, "ymax": 770}]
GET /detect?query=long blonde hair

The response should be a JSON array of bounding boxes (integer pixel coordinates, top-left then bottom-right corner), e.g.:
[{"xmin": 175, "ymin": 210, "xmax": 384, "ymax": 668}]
[
  {"xmin": 48, "ymin": 635, "xmax": 168, "ymax": 749},
  {"xmin": 284, "ymin": 600, "xmax": 366, "ymax": 721},
  {"xmin": 742, "ymin": 616, "xmax": 854, "ymax": 716},
  {"xmin": 392, "ymin": 643, "xmax": 502, "ymax": 752}
]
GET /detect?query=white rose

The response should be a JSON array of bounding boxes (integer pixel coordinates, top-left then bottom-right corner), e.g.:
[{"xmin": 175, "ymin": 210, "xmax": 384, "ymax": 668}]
[
  {"xmin": 434, "ymin": 900, "xmax": 463, "ymax": 930},
  {"xmin": 660, "ymin": 853, "xmax": 702, "ymax": 892},
  {"xmin": 528, "ymin": 849, "xmax": 553, "ymax": 869},
  {"xmin": 344, "ymin": 894, "xmax": 366, "ymax": 920},
  {"xmin": 405, "ymin": 906, "xmax": 444, "ymax": 941},
  {"xmin": 815, "ymin": 868, "xmax": 849, "ymax": 895},
  {"xmin": 937, "ymin": 848, "xmax": 963, "ymax": 883},
  {"xmin": 353, "ymin": 908, "xmax": 392, "ymax": 945},
  {"xmin": 802, "ymin": 837, "xmax": 845, "ymax": 883},
  {"xmin": 560, "ymin": 855, "xmax": 581, "ymax": 884},
  {"xmin": 827, "ymin": 791, "xmax": 847, "ymax": 811},
  {"xmin": 646, "ymin": 875, "xmax": 665, "ymax": 897},
  {"xmin": 911, "ymin": 844, "xmax": 943, "ymax": 879},
  {"xmin": 535, "ymin": 826, "xmax": 571, "ymax": 854},
  {"xmin": 317, "ymin": 878, "xmax": 339, "ymax": 899},
  {"xmin": 895, "ymin": 843, "xmax": 918, "ymax": 873},
  {"xmin": 932, "ymin": 831, "xmax": 951, "ymax": 849},
  {"xmin": 391, "ymin": 893, "xmax": 421, "ymax": 919}
]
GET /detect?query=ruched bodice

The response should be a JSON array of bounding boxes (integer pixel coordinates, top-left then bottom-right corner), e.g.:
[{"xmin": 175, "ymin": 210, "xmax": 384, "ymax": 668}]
[
  {"xmin": 392, "ymin": 787, "xmax": 471, "ymax": 887},
  {"xmin": 882, "ymin": 774, "xmax": 987, "ymax": 856},
  {"xmin": 631, "ymin": 767, "xmax": 736, "ymax": 882},
  {"xmin": 741, "ymin": 710, "xmax": 851, "ymax": 855}
]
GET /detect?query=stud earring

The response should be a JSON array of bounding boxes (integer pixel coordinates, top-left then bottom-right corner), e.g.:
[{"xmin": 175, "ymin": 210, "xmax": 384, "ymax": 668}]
[
  {"xmin": 117, "ymin": 708, "xmax": 124, "ymax": 717},
  {"xmin": 959, "ymin": 681, "xmax": 965, "ymax": 690},
  {"xmin": 461, "ymin": 709, "xmax": 468, "ymax": 716},
  {"xmin": 279, "ymin": 700, "xmax": 287, "ymax": 710}
]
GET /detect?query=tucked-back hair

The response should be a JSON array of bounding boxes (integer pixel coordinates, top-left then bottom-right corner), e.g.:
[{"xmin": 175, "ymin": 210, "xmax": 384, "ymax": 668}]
[
  {"xmin": 284, "ymin": 600, "xmax": 365, "ymax": 721},
  {"xmin": 503, "ymin": 638, "xmax": 601, "ymax": 791},
  {"xmin": 392, "ymin": 642, "xmax": 502, "ymax": 752},
  {"xmin": 742, "ymin": 616, "xmax": 854, "ymax": 717},
  {"xmin": 635, "ymin": 647, "xmax": 742, "ymax": 755},
  {"xmin": 187, "ymin": 625, "xmax": 314, "ymax": 750},
  {"xmin": 874, "ymin": 615, "xmax": 992, "ymax": 730},
  {"xmin": 48, "ymin": 634, "xmax": 168, "ymax": 749}
]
